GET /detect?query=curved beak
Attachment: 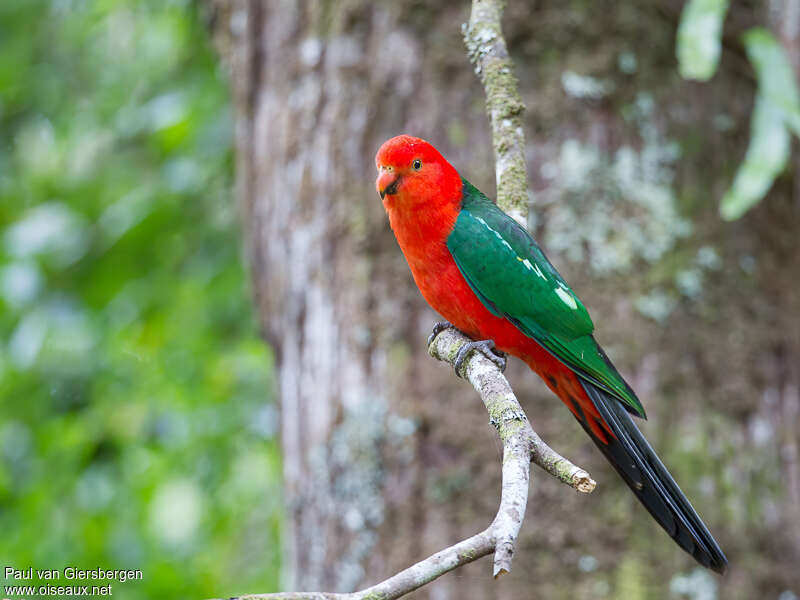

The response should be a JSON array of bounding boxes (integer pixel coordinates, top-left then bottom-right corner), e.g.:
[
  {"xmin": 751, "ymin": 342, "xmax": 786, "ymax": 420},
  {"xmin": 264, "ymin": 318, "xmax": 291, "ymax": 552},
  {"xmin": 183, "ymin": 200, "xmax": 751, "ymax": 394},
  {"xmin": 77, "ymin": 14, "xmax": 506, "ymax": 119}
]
[{"xmin": 377, "ymin": 171, "xmax": 401, "ymax": 199}]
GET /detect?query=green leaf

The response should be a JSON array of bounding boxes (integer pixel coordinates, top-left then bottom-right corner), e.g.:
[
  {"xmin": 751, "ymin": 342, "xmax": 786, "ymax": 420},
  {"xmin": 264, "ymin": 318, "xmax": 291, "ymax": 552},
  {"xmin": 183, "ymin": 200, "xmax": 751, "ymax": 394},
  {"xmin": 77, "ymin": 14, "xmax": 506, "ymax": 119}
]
[
  {"xmin": 742, "ymin": 27, "xmax": 800, "ymax": 136},
  {"xmin": 720, "ymin": 95, "xmax": 789, "ymax": 220},
  {"xmin": 719, "ymin": 27, "xmax": 800, "ymax": 220},
  {"xmin": 676, "ymin": 0, "xmax": 729, "ymax": 81}
]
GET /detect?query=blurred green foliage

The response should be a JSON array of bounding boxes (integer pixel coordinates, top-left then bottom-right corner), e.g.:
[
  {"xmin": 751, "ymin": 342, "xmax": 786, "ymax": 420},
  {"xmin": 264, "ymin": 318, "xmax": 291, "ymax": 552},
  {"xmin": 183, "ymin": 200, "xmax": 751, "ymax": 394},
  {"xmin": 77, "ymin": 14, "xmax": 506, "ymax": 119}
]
[
  {"xmin": 0, "ymin": 1, "xmax": 281, "ymax": 598},
  {"xmin": 676, "ymin": 0, "xmax": 728, "ymax": 82},
  {"xmin": 677, "ymin": 4, "xmax": 800, "ymax": 220},
  {"xmin": 721, "ymin": 28, "xmax": 800, "ymax": 220},
  {"xmin": 720, "ymin": 93, "xmax": 789, "ymax": 221}
]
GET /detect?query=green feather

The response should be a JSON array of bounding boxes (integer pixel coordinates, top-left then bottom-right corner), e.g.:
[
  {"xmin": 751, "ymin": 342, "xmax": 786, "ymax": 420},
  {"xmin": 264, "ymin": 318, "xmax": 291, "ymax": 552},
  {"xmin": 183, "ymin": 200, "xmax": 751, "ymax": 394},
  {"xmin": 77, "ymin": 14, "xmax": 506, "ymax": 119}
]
[{"xmin": 446, "ymin": 178, "xmax": 645, "ymax": 418}]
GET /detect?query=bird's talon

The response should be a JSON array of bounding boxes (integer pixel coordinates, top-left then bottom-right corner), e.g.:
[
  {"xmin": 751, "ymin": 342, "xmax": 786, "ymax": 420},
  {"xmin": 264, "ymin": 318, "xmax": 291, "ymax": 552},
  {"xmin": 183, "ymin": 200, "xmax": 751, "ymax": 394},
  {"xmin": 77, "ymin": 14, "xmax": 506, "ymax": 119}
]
[
  {"xmin": 454, "ymin": 339, "xmax": 506, "ymax": 378},
  {"xmin": 492, "ymin": 348, "xmax": 507, "ymax": 371},
  {"xmin": 427, "ymin": 320, "xmax": 455, "ymax": 347},
  {"xmin": 488, "ymin": 347, "xmax": 507, "ymax": 372}
]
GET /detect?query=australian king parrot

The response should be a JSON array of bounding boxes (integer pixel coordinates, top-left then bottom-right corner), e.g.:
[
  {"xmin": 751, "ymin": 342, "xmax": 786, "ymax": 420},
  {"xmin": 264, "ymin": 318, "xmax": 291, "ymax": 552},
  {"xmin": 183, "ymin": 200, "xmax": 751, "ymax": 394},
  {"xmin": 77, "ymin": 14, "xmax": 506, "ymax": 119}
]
[{"xmin": 375, "ymin": 134, "xmax": 727, "ymax": 573}]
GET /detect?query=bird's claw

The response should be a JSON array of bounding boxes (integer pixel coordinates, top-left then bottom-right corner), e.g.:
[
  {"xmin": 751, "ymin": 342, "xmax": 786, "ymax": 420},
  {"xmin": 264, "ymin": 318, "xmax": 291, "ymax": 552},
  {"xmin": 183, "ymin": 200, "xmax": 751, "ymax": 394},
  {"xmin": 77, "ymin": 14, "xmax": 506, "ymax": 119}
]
[
  {"xmin": 427, "ymin": 323, "xmax": 507, "ymax": 377},
  {"xmin": 427, "ymin": 320, "xmax": 456, "ymax": 347},
  {"xmin": 454, "ymin": 339, "xmax": 507, "ymax": 378}
]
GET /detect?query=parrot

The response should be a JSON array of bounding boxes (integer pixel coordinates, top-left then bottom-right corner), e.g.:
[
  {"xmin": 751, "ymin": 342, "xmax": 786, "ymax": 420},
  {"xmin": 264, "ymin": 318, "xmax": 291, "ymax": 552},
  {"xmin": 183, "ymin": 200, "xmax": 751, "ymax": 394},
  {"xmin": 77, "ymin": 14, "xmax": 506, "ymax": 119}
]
[{"xmin": 375, "ymin": 134, "xmax": 727, "ymax": 573}]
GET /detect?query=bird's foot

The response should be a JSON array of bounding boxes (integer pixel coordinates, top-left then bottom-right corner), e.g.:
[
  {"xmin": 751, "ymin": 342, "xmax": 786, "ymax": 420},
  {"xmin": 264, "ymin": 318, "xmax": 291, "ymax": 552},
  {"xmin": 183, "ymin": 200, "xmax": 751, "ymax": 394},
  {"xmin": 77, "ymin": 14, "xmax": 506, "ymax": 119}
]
[
  {"xmin": 454, "ymin": 339, "xmax": 507, "ymax": 378},
  {"xmin": 427, "ymin": 320, "xmax": 456, "ymax": 347}
]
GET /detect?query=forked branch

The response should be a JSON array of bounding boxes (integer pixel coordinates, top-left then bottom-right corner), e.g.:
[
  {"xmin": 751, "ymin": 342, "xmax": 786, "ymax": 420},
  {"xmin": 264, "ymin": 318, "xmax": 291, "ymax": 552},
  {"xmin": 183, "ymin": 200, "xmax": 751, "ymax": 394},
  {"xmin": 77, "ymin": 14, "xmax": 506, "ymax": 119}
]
[{"xmin": 217, "ymin": 329, "xmax": 594, "ymax": 600}]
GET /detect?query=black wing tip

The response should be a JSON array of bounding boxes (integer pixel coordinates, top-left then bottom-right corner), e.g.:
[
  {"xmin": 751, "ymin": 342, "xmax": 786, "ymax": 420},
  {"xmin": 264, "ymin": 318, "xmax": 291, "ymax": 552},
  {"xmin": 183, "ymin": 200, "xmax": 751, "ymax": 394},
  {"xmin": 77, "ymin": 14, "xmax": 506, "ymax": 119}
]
[
  {"xmin": 578, "ymin": 379, "xmax": 728, "ymax": 575},
  {"xmin": 692, "ymin": 538, "xmax": 728, "ymax": 574},
  {"xmin": 710, "ymin": 556, "xmax": 729, "ymax": 575},
  {"xmin": 707, "ymin": 543, "xmax": 729, "ymax": 575}
]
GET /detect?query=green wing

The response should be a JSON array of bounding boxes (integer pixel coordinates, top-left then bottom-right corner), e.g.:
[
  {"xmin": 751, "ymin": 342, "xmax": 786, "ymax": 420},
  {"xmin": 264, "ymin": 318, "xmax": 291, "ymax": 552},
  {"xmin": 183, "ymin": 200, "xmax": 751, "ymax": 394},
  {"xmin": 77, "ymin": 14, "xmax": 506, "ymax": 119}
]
[{"xmin": 447, "ymin": 179, "xmax": 644, "ymax": 418}]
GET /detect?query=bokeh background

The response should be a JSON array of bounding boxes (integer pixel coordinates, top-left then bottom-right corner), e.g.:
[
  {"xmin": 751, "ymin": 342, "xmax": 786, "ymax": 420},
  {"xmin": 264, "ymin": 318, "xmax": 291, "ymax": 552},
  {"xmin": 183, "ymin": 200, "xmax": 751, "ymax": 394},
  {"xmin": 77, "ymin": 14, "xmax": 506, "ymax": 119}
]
[
  {"xmin": 1, "ymin": 1, "xmax": 280, "ymax": 598},
  {"xmin": 3, "ymin": 1, "xmax": 800, "ymax": 599}
]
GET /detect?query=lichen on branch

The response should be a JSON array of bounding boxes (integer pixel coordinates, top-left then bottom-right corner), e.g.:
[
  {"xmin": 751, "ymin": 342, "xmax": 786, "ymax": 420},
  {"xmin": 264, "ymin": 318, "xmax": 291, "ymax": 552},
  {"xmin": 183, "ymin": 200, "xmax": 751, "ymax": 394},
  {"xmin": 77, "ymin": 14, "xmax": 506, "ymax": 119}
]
[
  {"xmin": 427, "ymin": 327, "xmax": 596, "ymax": 497},
  {"xmin": 463, "ymin": 0, "xmax": 529, "ymax": 224}
]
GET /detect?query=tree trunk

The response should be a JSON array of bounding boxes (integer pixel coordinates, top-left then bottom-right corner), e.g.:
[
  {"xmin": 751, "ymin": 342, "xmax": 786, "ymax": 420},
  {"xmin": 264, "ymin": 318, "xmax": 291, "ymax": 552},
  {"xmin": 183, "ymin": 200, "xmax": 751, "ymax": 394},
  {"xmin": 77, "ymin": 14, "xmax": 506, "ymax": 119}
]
[{"xmin": 212, "ymin": 1, "xmax": 800, "ymax": 598}]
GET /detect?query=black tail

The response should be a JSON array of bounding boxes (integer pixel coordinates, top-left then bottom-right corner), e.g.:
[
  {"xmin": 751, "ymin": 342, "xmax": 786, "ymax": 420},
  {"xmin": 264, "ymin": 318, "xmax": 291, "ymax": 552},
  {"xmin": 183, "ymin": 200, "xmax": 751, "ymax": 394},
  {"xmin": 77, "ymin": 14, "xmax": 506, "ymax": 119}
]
[{"xmin": 578, "ymin": 379, "xmax": 728, "ymax": 573}]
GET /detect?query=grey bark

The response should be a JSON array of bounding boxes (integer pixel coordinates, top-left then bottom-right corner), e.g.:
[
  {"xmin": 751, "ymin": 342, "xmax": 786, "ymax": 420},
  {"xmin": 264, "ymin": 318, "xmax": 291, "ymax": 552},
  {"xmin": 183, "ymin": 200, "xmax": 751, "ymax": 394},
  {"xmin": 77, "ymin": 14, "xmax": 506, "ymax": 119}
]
[{"xmin": 212, "ymin": 1, "xmax": 800, "ymax": 598}]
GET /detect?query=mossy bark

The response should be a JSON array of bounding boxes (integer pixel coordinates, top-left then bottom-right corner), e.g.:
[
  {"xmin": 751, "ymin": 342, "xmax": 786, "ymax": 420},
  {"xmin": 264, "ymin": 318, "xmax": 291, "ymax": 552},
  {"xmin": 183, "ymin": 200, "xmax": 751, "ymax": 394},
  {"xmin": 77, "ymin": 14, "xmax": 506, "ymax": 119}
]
[{"xmin": 463, "ymin": 0, "xmax": 529, "ymax": 223}]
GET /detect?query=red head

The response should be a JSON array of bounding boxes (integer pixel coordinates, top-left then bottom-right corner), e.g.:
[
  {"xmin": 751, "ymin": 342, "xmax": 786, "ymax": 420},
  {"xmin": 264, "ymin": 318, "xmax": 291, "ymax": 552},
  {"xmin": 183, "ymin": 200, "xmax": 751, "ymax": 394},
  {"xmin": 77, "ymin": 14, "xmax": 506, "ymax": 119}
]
[
  {"xmin": 375, "ymin": 135, "xmax": 464, "ymax": 261},
  {"xmin": 375, "ymin": 135, "xmax": 462, "ymax": 212}
]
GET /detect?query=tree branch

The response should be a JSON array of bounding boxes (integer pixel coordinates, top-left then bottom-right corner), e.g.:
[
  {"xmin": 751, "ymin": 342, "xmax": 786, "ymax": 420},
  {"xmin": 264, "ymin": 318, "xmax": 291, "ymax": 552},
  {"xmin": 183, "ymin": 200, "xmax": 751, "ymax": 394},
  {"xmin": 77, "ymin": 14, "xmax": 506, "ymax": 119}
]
[
  {"xmin": 428, "ymin": 328, "xmax": 596, "ymax": 580},
  {"xmin": 430, "ymin": 328, "xmax": 596, "ymax": 496},
  {"xmin": 463, "ymin": 0, "xmax": 529, "ymax": 223}
]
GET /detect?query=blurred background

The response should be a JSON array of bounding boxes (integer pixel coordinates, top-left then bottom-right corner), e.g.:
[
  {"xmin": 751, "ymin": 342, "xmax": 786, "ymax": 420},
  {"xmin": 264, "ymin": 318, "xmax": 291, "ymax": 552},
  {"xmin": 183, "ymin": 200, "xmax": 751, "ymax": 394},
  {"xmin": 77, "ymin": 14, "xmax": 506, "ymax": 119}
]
[
  {"xmin": 1, "ymin": 1, "xmax": 280, "ymax": 598},
  {"xmin": 2, "ymin": 1, "xmax": 800, "ymax": 599}
]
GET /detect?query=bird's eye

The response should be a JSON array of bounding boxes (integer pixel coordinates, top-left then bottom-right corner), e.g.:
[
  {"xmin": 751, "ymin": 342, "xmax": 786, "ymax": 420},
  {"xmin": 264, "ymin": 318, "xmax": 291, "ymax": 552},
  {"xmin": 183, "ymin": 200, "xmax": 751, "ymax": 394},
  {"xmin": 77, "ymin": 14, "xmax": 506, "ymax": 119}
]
[{"xmin": 412, "ymin": 159, "xmax": 422, "ymax": 171}]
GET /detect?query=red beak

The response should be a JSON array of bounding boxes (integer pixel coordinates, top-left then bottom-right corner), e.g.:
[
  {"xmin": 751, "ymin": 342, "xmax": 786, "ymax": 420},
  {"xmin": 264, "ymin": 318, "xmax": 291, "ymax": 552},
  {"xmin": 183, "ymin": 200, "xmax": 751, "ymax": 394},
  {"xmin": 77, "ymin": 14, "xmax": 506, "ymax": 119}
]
[{"xmin": 377, "ymin": 171, "xmax": 401, "ymax": 199}]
